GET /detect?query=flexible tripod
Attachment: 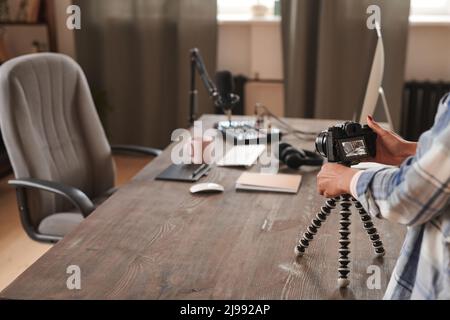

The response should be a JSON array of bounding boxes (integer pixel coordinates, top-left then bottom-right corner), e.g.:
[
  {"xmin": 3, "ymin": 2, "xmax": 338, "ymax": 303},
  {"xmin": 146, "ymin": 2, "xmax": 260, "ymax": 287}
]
[{"xmin": 295, "ymin": 194, "xmax": 385, "ymax": 288}]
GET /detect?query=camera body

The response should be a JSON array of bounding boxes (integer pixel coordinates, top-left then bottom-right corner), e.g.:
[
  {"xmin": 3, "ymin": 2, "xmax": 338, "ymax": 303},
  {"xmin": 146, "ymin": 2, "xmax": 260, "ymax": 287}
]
[{"xmin": 315, "ymin": 122, "xmax": 377, "ymax": 165}]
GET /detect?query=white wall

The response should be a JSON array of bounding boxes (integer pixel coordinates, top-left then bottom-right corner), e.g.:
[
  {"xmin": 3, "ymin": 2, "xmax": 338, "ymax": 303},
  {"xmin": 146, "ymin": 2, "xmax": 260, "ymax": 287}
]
[
  {"xmin": 217, "ymin": 24, "xmax": 252, "ymax": 76},
  {"xmin": 218, "ymin": 18, "xmax": 450, "ymax": 117},
  {"xmin": 217, "ymin": 18, "xmax": 284, "ymax": 115},
  {"xmin": 405, "ymin": 25, "xmax": 450, "ymax": 81},
  {"xmin": 217, "ymin": 18, "xmax": 283, "ymax": 80},
  {"xmin": 218, "ymin": 19, "xmax": 450, "ymax": 82}
]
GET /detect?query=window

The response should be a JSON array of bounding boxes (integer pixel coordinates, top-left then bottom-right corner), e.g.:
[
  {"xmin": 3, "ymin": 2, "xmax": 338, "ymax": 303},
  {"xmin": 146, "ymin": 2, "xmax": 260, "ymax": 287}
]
[
  {"xmin": 217, "ymin": 0, "xmax": 276, "ymax": 17},
  {"xmin": 410, "ymin": 0, "xmax": 450, "ymax": 15}
]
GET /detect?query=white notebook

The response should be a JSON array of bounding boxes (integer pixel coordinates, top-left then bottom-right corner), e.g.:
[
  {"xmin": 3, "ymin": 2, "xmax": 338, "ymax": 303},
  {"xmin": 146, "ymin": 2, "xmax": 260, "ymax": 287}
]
[
  {"xmin": 236, "ymin": 172, "xmax": 302, "ymax": 194},
  {"xmin": 216, "ymin": 145, "xmax": 266, "ymax": 167}
]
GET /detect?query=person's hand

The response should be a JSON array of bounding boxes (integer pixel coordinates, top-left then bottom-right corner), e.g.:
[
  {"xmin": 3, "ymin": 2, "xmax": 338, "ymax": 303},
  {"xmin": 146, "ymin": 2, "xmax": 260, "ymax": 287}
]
[
  {"xmin": 317, "ymin": 163, "xmax": 358, "ymax": 198},
  {"xmin": 366, "ymin": 115, "xmax": 417, "ymax": 166}
]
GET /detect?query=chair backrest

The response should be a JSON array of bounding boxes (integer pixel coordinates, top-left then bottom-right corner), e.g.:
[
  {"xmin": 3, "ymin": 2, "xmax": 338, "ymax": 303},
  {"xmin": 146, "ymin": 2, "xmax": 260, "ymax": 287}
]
[{"xmin": 0, "ymin": 53, "xmax": 115, "ymax": 228}]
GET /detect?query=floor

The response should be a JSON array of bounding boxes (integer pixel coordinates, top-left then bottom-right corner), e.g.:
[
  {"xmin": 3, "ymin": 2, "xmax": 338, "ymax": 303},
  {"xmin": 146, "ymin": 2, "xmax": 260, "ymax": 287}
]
[{"xmin": 0, "ymin": 155, "xmax": 151, "ymax": 292}]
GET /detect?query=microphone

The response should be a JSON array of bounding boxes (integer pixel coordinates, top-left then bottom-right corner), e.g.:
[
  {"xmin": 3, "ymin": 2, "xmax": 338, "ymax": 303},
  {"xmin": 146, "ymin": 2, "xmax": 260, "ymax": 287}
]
[
  {"xmin": 188, "ymin": 48, "xmax": 240, "ymax": 125},
  {"xmin": 215, "ymin": 71, "xmax": 240, "ymax": 120}
]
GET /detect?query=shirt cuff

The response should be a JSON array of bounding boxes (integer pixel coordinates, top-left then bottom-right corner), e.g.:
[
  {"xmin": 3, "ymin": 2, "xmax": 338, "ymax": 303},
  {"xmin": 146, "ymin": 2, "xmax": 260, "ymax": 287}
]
[{"xmin": 350, "ymin": 170, "xmax": 363, "ymax": 199}]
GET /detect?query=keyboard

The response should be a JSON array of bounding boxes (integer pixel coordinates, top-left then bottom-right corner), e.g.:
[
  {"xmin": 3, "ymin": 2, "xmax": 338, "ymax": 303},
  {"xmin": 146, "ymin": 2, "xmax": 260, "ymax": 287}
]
[{"xmin": 216, "ymin": 145, "xmax": 266, "ymax": 167}]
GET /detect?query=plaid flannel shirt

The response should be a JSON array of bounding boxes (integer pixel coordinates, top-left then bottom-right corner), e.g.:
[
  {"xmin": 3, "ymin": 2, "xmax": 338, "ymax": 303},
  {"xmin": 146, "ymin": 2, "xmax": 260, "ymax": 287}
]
[{"xmin": 353, "ymin": 93, "xmax": 450, "ymax": 300}]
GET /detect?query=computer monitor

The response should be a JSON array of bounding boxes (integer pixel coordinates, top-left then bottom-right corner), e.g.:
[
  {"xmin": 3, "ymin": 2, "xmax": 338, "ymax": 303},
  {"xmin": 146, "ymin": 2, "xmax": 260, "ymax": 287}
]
[{"xmin": 357, "ymin": 22, "xmax": 394, "ymax": 130}]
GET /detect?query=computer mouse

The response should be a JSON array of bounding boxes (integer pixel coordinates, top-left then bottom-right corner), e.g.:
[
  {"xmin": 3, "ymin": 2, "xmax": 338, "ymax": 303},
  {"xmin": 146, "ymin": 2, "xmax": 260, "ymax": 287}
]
[{"xmin": 190, "ymin": 183, "xmax": 224, "ymax": 194}]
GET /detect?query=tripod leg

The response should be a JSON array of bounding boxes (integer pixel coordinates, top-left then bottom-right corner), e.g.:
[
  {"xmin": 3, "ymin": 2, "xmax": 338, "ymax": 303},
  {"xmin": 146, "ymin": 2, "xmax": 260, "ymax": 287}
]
[
  {"xmin": 295, "ymin": 197, "xmax": 338, "ymax": 257},
  {"xmin": 338, "ymin": 194, "xmax": 351, "ymax": 288},
  {"xmin": 352, "ymin": 198, "xmax": 385, "ymax": 258}
]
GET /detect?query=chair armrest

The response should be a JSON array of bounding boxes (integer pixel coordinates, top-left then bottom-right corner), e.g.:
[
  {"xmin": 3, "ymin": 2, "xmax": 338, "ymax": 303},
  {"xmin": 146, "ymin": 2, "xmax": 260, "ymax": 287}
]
[
  {"xmin": 111, "ymin": 144, "xmax": 162, "ymax": 157},
  {"xmin": 8, "ymin": 178, "xmax": 95, "ymax": 218}
]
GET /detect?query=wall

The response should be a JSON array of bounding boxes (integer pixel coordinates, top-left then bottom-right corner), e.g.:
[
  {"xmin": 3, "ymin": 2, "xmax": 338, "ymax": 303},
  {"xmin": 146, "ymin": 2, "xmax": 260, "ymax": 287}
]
[
  {"xmin": 217, "ymin": 18, "xmax": 283, "ymax": 80},
  {"xmin": 405, "ymin": 24, "xmax": 450, "ymax": 81},
  {"xmin": 51, "ymin": 9, "xmax": 450, "ymax": 112},
  {"xmin": 217, "ymin": 17, "xmax": 284, "ymax": 116},
  {"xmin": 218, "ymin": 17, "xmax": 450, "ymax": 117}
]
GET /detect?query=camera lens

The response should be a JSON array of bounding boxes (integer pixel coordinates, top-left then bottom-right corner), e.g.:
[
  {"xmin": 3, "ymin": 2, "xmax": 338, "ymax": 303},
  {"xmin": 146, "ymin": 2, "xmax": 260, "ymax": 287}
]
[{"xmin": 315, "ymin": 132, "xmax": 328, "ymax": 157}]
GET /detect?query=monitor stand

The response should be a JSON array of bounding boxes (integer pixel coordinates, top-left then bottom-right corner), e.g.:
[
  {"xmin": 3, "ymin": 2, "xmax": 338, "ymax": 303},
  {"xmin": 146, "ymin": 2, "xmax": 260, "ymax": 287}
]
[
  {"xmin": 378, "ymin": 87, "xmax": 394, "ymax": 131},
  {"xmin": 358, "ymin": 22, "xmax": 395, "ymax": 131}
]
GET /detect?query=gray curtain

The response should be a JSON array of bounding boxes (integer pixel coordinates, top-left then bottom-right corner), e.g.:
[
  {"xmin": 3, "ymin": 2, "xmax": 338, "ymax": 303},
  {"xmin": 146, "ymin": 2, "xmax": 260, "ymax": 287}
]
[
  {"xmin": 282, "ymin": 0, "xmax": 410, "ymax": 130},
  {"xmin": 73, "ymin": 0, "xmax": 217, "ymax": 148}
]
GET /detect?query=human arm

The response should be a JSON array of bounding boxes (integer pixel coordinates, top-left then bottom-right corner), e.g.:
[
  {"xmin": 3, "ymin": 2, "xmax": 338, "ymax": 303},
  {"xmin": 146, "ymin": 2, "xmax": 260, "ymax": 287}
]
[
  {"xmin": 317, "ymin": 95, "xmax": 450, "ymax": 226},
  {"xmin": 366, "ymin": 115, "xmax": 417, "ymax": 166},
  {"xmin": 318, "ymin": 131, "xmax": 449, "ymax": 227},
  {"xmin": 354, "ymin": 101, "xmax": 450, "ymax": 226},
  {"xmin": 316, "ymin": 163, "xmax": 358, "ymax": 198},
  {"xmin": 317, "ymin": 114, "xmax": 418, "ymax": 197}
]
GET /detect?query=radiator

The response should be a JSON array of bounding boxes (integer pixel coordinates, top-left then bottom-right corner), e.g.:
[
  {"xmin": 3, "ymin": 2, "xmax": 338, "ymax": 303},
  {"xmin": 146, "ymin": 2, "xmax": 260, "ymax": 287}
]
[{"xmin": 402, "ymin": 81, "xmax": 450, "ymax": 141}]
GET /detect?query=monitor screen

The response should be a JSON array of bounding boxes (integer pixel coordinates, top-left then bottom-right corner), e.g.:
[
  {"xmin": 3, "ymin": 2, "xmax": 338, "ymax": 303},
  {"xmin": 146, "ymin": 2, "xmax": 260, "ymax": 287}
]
[{"xmin": 358, "ymin": 24, "xmax": 384, "ymax": 126}]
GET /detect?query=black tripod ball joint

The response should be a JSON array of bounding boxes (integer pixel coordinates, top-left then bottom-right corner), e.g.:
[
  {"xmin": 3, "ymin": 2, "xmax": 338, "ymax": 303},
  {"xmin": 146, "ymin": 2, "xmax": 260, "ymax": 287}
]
[
  {"xmin": 295, "ymin": 194, "xmax": 385, "ymax": 288},
  {"xmin": 354, "ymin": 200, "xmax": 385, "ymax": 257},
  {"xmin": 338, "ymin": 194, "xmax": 352, "ymax": 288},
  {"xmin": 295, "ymin": 197, "xmax": 337, "ymax": 257}
]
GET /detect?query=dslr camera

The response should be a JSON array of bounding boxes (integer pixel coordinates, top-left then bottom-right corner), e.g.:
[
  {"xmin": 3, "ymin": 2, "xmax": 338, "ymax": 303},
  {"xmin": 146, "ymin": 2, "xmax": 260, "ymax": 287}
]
[{"xmin": 315, "ymin": 122, "xmax": 377, "ymax": 165}]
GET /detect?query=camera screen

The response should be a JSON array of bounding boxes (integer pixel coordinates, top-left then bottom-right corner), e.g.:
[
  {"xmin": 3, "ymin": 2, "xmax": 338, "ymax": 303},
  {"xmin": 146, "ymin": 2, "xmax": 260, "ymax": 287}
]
[{"xmin": 341, "ymin": 139, "xmax": 368, "ymax": 158}]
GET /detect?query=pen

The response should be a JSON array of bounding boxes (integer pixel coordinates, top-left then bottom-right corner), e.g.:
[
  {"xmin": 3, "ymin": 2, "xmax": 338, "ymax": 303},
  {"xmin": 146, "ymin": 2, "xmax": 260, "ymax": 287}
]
[{"xmin": 191, "ymin": 164, "xmax": 207, "ymax": 178}]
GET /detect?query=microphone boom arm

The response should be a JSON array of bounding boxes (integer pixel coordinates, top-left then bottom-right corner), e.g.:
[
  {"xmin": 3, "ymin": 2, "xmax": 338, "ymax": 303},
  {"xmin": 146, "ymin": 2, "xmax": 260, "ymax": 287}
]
[{"xmin": 189, "ymin": 48, "xmax": 219, "ymax": 125}]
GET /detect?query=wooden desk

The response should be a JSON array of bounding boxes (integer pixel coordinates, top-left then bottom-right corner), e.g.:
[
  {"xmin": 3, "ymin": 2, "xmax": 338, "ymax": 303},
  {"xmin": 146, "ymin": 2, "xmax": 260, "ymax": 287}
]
[{"xmin": 0, "ymin": 115, "xmax": 405, "ymax": 300}]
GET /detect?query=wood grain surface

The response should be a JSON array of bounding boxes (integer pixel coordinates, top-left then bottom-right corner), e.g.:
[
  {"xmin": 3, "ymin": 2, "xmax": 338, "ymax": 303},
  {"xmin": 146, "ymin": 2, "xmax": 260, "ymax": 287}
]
[{"xmin": 0, "ymin": 115, "xmax": 406, "ymax": 300}]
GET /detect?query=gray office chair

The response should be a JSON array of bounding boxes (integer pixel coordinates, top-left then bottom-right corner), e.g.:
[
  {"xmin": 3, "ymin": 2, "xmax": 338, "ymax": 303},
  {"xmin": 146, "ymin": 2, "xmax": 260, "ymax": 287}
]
[{"xmin": 0, "ymin": 53, "xmax": 162, "ymax": 243}]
